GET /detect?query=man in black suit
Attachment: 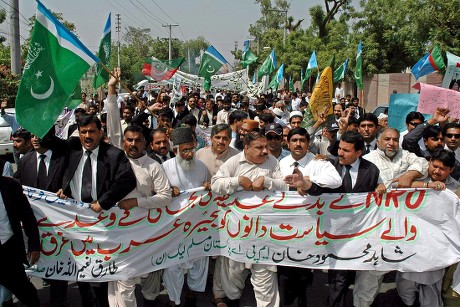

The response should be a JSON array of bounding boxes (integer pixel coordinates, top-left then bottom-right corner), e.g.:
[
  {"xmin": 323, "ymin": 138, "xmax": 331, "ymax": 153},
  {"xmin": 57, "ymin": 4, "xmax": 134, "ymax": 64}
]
[
  {"xmin": 13, "ymin": 130, "xmax": 69, "ymax": 307},
  {"xmin": 58, "ymin": 114, "xmax": 136, "ymax": 307},
  {"xmin": 0, "ymin": 176, "xmax": 41, "ymax": 307},
  {"xmin": 289, "ymin": 131, "xmax": 384, "ymax": 307},
  {"xmin": 148, "ymin": 128, "xmax": 175, "ymax": 164},
  {"xmin": 326, "ymin": 131, "xmax": 384, "ymax": 307}
]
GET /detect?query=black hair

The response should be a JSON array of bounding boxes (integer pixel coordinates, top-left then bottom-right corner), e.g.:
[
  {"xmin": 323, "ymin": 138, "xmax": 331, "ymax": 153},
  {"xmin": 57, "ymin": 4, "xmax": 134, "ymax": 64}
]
[
  {"xmin": 430, "ymin": 148, "xmax": 456, "ymax": 168},
  {"xmin": 357, "ymin": 113, "xmax": 378, "ymax": 126},
  {"xmin": 211, "ymin": 124, "xmax": 231, "ymax": 138},
  {"xmin": 340, "ymin": 131, "xmax": 364, "ymax": 152},
  {"xmin": 77, "ymin": 114, "xmax": 102, "ymax": 130},
  {"xmin": 243, "ymin": 132, "xmax": 266, "ymax": 147},
  {"xmin": 287, "ymin": 127, "xmax": 310, "ymax": 142},
  {"xmin": 229, "ymin": 110, "xmax": 248, "ymax": 125},
  {"xmin": 124, "ymin": 123, "xmax": 145, "ymax": 137},
  {"xmin": 405, "ymin": 111, "xmax": 425, "ymax": 124},
  {"xmin": 12, "ymin": 128, "xmax": 31, "ymax": 141},
  {"xmin": 443, "ymin": 122, "xmax": 460, "ymax": 136},
  {"xmin": 181, "ymin": 114, "xmax": 198, "ymax": 127},
  {"xmin": 422, "ymin": 125, "xmax": 442, "ymax": 140},
  {"xmin": 259, "ymin": 113, "xmax": 275, "ymax": 124}
]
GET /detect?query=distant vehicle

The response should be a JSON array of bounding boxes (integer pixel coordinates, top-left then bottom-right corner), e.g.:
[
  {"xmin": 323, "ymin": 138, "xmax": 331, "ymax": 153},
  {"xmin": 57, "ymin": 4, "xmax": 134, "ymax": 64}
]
[
  {"xmin": 0, "ymin": 108, "xmax": 15, "ymax": 156},
  {"xmin": 372, "ymin": 105, "xmax": 388, "ymax": 117}
]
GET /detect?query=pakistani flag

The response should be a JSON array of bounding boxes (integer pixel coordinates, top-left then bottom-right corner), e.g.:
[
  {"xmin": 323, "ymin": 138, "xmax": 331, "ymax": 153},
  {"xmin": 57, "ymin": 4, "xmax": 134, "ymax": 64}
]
[
  {"xmin": 16, "ymin": 0, "xmax": 99, "ymax": 138},
  {"xmin": 93, "ymin": 13, "xmax": 111, "ymax": 89},
  {"xmin": 258, "ymin": 49, "xmax": 276, "ymax": 78},
  {"xmin": 142, "ymin": 57, "xmax": 185, "ymax": 82},
  {"xmin": 333, "ymin": 58, "xmax": 348, "ymax": 83},
  {"xmin": 198, "ymin": 45, "xmax": 228, "ymax": 78},
  {"xmin": 305, "ymin": 51, "xmax": 318, "ymax": 79},
  {"xmin": 354, "ymin": 42, "xmax": 363, "ymax": 90},
  {"xmin": 241, "ymin": 40, "xmax": 258, "ymax": 68},
  {"xmin": 268, "ymin": 63, "xmax": 284, "ymax": 91}
]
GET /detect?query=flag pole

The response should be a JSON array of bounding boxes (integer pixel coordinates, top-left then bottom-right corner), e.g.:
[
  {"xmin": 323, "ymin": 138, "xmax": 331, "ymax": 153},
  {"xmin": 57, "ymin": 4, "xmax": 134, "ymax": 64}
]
[{"xmin": 100, "ymin": 62, "xmax": 158, "ymax": 119}]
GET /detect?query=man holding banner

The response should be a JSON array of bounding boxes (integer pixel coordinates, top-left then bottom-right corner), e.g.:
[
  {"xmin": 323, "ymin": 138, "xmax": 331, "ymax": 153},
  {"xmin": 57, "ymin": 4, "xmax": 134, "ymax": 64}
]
[{"xmin": 212, "ymin": 133, "xmax": 288, "ymax": 307}]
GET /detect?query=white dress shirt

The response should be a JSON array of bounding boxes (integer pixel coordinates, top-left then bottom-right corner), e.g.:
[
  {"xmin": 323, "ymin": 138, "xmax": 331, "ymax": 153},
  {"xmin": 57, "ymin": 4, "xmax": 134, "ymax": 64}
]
[
  {"xmin": 35, "ymin": 149, "xmax": 52, "ymax": 175},
  {"xmin": 69, "ymin": 146, "xmax": 100, "ymax": 202}
]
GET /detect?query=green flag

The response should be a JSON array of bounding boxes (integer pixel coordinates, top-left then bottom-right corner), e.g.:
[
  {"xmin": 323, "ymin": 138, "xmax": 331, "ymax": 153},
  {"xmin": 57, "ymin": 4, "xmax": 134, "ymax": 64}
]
[
  {"xmin": 66, "ymin": 82, "xmax": 82, "ymax": 110},
  {"xmin": 204, "ymin": 76, "xmax": 211, "ymax": 91},
  {"xmin": 354, "ymin": 42, "xmax": 363, "ymax": 90},
  {"xmin": 242, "ymin": 51, "xmax": 258, "ymax": 68},
  {"xmin": 268, "ymin": 77, "xmax": 279, "ymax": 91},
  {"xmin": 258, "ymin": 49, "xmax": 276, "ymax": 78},
  {"xmin": 93, "ymin": 13, "xmax": 111, "ymax": 89},
  {"xmin": 15, "ymin": 1, "xmax": 99, "ymax": 138},
  {"xmin": 289, "ymin": 76, "xmax": 295, "ymax": 92},
  {"xmin": 198, "ymin": 45, "xmax": 228, "ymax": 78},
  {"xmin": 333, "ymin": 59, "xmax": 349, "ymax": 83}
]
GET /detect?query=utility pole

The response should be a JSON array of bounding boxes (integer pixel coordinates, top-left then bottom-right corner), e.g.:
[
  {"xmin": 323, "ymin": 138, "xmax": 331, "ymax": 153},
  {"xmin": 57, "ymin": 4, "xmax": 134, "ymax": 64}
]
[
  {"xmin": 162, "ymin": 24, "xmax": 178, "ymax": 60},
  {"xmin": 9, "ymin": 0, "xmax": 20, "ymax": 75},
  {"xmin": 115, "ymin": 14, "xmax": 121, "ymax": 89}
]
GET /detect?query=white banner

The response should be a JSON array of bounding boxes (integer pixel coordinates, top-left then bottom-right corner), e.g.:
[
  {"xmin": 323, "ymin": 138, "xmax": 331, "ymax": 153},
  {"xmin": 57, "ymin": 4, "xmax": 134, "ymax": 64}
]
[
  {"xmin": 25, "ymin": 187, "xmax": 460, "ymax": 282},
  {"xmin": 174, "ymin": 69, "xmax": 249, "ymax": 91}
]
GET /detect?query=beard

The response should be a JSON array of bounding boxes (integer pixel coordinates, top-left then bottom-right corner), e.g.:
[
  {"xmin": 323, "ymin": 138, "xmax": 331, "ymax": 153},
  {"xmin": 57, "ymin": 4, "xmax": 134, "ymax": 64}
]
[
  {"xmin": 176, "ymin": 154, "xmax": 195, "ymax": 171},
  {"xmin": 234, "ymin": 133, "xmax": 244, "ymax": 151}
]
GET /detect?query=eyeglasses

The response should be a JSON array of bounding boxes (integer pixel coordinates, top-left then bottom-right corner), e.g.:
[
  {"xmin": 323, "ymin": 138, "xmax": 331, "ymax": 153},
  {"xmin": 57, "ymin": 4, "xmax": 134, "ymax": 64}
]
[
  {"xmin": 180, "ymin": 148, "xmax": 195, "ymax": 154},
  {"xmin": 409, "ymin": 122, "xmax": 421, "ymax": 127},
  {"xmin": 266, "ymin": 135, "xmax": 282, "ymax": 141},
  {"xmin": 446, "ymin": 133, "xmax": 460, "ymax": 139}
]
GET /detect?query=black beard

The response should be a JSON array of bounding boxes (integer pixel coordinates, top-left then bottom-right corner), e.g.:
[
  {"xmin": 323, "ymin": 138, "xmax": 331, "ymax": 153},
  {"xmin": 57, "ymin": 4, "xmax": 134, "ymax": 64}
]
[{"xmin": 234, "ymin": 134, "xmax": 244, "ymax": 151}]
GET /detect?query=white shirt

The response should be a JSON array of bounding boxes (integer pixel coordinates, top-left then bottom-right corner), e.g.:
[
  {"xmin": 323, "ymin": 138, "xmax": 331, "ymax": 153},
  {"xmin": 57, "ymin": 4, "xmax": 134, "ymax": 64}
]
[
  {"xmin": 400, "ymin": 129, "xmax": 426, "ymax": 151},
  {"xmin": 69, "ymin": 146, "xmax": 100, "ymax": 202},
  {"xmin": 35, "ymin": 149, "xmax": 52, "ymax": 175},
  {"xmin": 363, "ymin": 148, "xmax": 428, "ymax": 188},
  {"xmin": 291, "ymin": 98, "xmax": 301, "ymax": 111},
  {"xmin": 279, "ymin": 152, "xmax": 342, "ymax": 188},
  {"xmin": 343, "ymin": 158, "xmax": 361, "ymax": 189},
  {"xmin": 162, "ymin": 157, "xmax": 210, "ymax": 191},
  {"xmin": 0, "ymin": 192, "xmax": 13, "ymax": 244},
  {"xmin": 216, "ymin": 108, "xmax": 234, "ymax": 125}
]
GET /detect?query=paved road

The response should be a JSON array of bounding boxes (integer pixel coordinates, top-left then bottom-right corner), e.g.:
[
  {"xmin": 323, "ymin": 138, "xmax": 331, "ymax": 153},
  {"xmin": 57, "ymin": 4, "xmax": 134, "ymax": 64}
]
[{"xmin": 14, "ymin": 267, "xmax": 406, "ymax": 307}]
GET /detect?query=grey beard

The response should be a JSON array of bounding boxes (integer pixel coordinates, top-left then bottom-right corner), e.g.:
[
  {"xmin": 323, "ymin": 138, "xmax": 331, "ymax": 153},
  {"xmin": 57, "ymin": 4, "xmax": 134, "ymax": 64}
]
[{"xmin": 176, "ymin": 155, "xmax": 195, "ymax": 171}]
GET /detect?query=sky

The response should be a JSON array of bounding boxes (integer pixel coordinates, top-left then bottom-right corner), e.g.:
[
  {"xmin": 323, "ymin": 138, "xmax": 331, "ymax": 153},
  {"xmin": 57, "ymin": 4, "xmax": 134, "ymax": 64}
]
[{"xmin": 0, "ymin": 0, "xmax": 330, "ymax": 61}]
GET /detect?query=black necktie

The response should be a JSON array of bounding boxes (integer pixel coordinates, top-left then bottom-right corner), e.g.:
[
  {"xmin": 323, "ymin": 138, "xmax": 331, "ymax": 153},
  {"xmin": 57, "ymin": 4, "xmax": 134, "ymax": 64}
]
[
  {"xmin": 37, "ymin": 154, "xmax": 47, "ymax": 190},
  {"xmin": 81, "ymin": 151, "xmax": 93, "ymax": 203},
  {"xmin": 342, "ymin": 164, "xmax": 353, "ymax": 192},
  {"xmin": 365, "ymin": 144, "xmax": 371, "ymax": 154},
  {"xmin": 290, "ymin": 161, "xmax": 300, "ymax": 191},
  {"xmin": 162, "ymin": 155, "xmax": 168, "ymax": 162}
]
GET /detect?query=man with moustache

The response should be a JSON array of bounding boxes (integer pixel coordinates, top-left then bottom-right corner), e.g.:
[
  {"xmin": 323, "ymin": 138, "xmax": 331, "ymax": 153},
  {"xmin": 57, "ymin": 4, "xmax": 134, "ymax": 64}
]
[
  {"xmin": 148, "ymin": 128, "xmax": 175, "ymax": 164},
  {"xmin": 397, "ymin": 149, "xmax": 459, "ymax": 307},
  {"xmin": 211, "ymin": 133, "xmax": 288, "ymax": 307},
  {"xmin": 196, "ymin": 124, "xmax": 238, "ymax": 176},
  {"xmin": 279, "ymin": 127, "xmax": 342, "ymax": 307},
  {"xmin": 58, "ymin": 112, "xmax": 136, "ymax": 307},
  {"xmin": 105, "ymin": 69, "xmax": 171, "ymax": 307},
  {"xmin": 357, "ymin": 113, "xmax": 379, "ymax": 155},
  {"xmin": 288, "ymin": 131, "xmax": 384, "ymax": 307},
  {"xmin": 356, "ymin": 128, "xmax": 427, "ymax": 307},
  {"xmin": 12, "ymin": 128, "xmax": 33, "ymax": 156},
  {"xmin": 233, "ymin": 119, "xmax": 259, "ymax": 151},
  {"xmin": 161, "ymin": 127, "xmax": 211, "ymax": 306},
  {"xmin": 216, "ymin": 98, "xmax": 234, "ymax": 125}
]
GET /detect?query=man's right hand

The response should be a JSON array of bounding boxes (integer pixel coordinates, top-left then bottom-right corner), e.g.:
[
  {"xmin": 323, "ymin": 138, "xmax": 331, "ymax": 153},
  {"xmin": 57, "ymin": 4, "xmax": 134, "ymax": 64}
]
[
  {"xmin": 238, "ymin": 176, "xmax": 253, "ymax": 191},
  {"xmin": 56, "ymin": 189, "xmax": 68, "ymax": 199}
]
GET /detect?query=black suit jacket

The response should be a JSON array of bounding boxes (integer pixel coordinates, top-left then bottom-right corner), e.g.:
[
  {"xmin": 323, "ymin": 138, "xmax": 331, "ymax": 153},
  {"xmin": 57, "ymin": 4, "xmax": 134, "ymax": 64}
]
[
  {"xmin": 62, "ymin": 141, "xmax": 136, "ymax": 210},
  {"xmin": 308, "ymin": 157, "xmax": 380, "ymax": 195},
  {"xmin": 1, "ymin": 176, "xmax": 40, "ymax": 265},
  {"xmin": 148, "ymin": 150, "xmax": 175, "ymax": 164},
  {"xmin": 14, "ymin": 149, "xmax": 68, "ymax": 193}
]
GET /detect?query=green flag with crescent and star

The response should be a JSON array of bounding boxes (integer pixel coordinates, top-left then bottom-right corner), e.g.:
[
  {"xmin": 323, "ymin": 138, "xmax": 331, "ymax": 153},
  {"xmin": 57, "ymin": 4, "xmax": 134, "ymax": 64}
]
[
  {"xmin": 16, "ymin": 0, "xmax": 98, "ymax": 138},
  {"xmin": 198, "ymin": 45, "xmax": 228, "ymax": 79}
]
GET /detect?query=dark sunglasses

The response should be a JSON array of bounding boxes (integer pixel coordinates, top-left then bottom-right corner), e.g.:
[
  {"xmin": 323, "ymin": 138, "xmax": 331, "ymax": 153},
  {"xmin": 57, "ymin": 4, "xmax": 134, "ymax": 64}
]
[
  {"xmin": 409, "ymin": 122, "xmax": 421, "ymax": 127},
  {"xmin": 446, "ymin": 133, "xmax": 460, "ymax": 139},
  {"xmin": 266, "ymin": 135, "xmax": 282, "ymax": 141}
]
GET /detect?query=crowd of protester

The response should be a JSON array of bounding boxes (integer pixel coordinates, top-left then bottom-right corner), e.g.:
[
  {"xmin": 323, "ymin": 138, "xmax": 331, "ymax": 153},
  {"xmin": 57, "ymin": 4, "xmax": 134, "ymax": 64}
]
[{"xmin": 1, "ymin": 68, "xmax": 460, "ymax": 307}]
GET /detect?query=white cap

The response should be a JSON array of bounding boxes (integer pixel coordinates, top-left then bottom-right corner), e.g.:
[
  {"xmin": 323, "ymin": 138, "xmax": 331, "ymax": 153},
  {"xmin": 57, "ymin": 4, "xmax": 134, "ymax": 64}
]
[{"xmin": 289, "ymin": 111, "xmax": 303, "ymax": 119}]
